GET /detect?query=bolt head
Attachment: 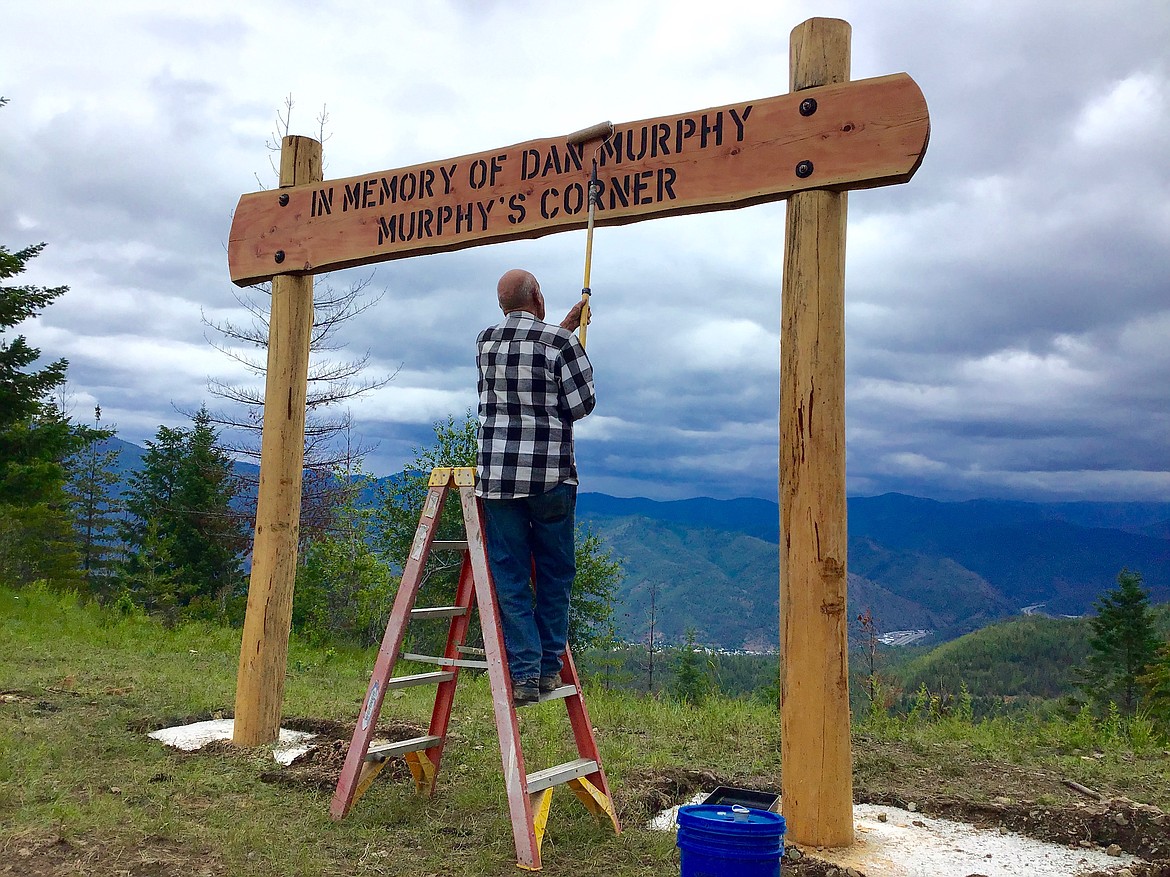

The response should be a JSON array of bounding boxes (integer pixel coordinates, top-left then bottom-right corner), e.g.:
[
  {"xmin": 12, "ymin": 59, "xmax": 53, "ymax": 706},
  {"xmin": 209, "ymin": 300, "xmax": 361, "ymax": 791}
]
[
  {"xmin": 795, "ymin": 160, "xmax": 814, "ymax": 179},
  {"xmin": 278, "ymin": 193, "xmax": 290, "ymax": 207},
  {"xmin": 274, "ymin": 250, "xmax": 286, "ymax": 264},
  {"xmin": 799, "ymin": 98, "xmax": 818, "ymax": 116}
]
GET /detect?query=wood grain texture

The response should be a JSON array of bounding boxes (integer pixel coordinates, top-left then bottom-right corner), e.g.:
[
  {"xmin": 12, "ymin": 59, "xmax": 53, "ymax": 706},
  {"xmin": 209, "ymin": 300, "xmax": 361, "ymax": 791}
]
[
  {"xmin": 779, "ymin": 17, "xmax": 856, "ymax": 849},
  {"xmin": 233, "ymin": 135, "xmax": 320, "ymax": 747},
  {"xmin": 227, "ymin": 73, "xmax": 928, "ymax": 284}
]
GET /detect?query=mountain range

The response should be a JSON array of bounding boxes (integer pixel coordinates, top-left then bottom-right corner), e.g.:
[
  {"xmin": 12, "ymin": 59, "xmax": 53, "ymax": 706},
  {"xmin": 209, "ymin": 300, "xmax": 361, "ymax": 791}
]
[
  {"xmin": 577, "ymin": 492, "xmax": 1170, "ymax": 649},
  {"xmin": 103, "ymin": 438, "xmax": 1170, "ymax": 650}
]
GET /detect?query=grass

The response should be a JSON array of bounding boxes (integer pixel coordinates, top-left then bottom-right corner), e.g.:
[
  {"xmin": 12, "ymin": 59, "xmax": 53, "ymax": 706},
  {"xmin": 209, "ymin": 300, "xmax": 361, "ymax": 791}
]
[
  {"xmin": 0, "ymin": 586, "xmax": 681, "ymax": 875},
  {"xmin": 4, "ymin": 583, "xmax": 1170, "ymax": 875}
]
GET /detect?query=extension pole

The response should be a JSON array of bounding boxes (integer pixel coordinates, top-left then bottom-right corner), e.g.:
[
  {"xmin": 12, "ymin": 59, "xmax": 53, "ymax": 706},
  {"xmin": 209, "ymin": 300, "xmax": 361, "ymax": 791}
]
[
  {"xmin": 566, "ymin": 121, "xmax": 611, "ymax": 349},
  {"xmin": 779, "ymin": 18, "xmax": 854, "ymax": 848},
  {"xmin": 578, "ymin": 158, "xmax": 598, "ymax": 348},
  {"xmin": 234, "ymin": 136, "xmax": 321, "ymax": 746}
]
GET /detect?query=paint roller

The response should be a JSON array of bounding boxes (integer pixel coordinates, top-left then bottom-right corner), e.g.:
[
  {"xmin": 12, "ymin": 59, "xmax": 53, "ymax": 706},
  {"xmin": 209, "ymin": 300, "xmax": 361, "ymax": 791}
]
[{"xmin": 565, "ymin": 121, "xmax": 614, "ymax": 349}]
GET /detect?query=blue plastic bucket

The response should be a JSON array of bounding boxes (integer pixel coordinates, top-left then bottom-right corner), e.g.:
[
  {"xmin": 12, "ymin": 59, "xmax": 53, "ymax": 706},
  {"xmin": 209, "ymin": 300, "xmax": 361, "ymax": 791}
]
[{"xmin": 677, "ymin": 804, "xmax": 786, "ymax": 877}]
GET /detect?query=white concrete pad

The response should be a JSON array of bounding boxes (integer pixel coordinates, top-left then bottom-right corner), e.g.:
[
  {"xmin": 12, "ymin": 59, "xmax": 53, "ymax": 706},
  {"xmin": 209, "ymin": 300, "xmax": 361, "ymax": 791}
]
[
  {"xmin": 651, "ymin": 797, "xmax": 1142, "ymax": 876},
  {"xmin": 647, "ymin": 792, "xmax": 708, "ymax": 830},
  {"xmin": 148, "ymin": 719, "xmax": 316, "ymax": 765},
  {"xmin": 812, "ymin": 804, "xmax": 1139, "ymax": 877}
]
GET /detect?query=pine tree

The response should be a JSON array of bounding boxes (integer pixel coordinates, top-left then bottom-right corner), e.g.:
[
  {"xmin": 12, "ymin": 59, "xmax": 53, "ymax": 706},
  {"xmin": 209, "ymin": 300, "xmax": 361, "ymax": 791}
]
[
  {"xmin": 0, "ymin": 243, "xmax": 68, "ymax": 437},
  {"xmin": 569, "ymin": 527, "xmax": 623, "ymax": 650},
  {"xmin": 66, "ymin": 407, "xmax": 122, "ymax": 597},
  {"xmin": 294, "ymin": 465, "xmax": 394, "ymax": 646},
  {"xmin": 0, "ymin": 242, "xmax": 83, "ymax": 586},
  {"xmin": 200, "ymin": 100, "xmax": 395, "ymax": 549},
  {"xmin": 177, "ymin": 408, "xmax": 248, "ymax": 611},
  {"xmin": 1139, "ymin": 643, "xmax": 1170, "ymax": 724},
  {"xmin": 120, "ymin": 408, "xmax": 246, "ymax": 620},
  {"xmin": 1078, "ymin": 568, "xmax": 1161, "ymax": 715},
  {"xmin": 118, "ymin": 518, "xmax": 181, "ymax": 616},
  {"xmin": 668, "ymin": 628, "xmax": 713, "ymax": 704}
]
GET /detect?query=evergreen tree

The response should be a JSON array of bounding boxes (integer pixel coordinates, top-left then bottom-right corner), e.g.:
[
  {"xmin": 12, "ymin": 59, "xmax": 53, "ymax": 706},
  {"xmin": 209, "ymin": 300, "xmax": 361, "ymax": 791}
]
[
  {"xmin": 1139, "ymin": 643, "xmax": 1170, "ymax": 724},
  {"xmin": 374, "ymin": 412, "xmax": 483, "ymax": 653},
  {"xmin": 0, "ymin": 243, "xmax": 68, "ymax": 437},
  {"xmin": 375, "ymin": 410, "xmax": 478, "ymax": 580},
  {"xmin": 569, "ymin": 527, "xmax": 622, "ymax": 650},
  {"xmin": 0, "ymin": 242, "xmax": 83, "ymax": 586},
  {"xmin": 178, "ymin": 408, "xmax": 248, "ymax": 611},
  {"xmin": 120, "ymin": 408, "xmax": 246, "ymax": 619},
  {"xmin": 117, "ymin": 518, "xmax": 181, "ymax": 615},
  {"xmin": 294, "ymin": 461, "xmax": 394, "ymax": 646},
  {"xmin": 66, "ymin": 407, "xmax": 122, "ymax": 597},
  {"xmin": 668, "ymin": 628, "xmax": 713, "ymax": 704},
  {"xmin": 1078, "ymin": 569, "xmax": 1161, "ymax": 715}
]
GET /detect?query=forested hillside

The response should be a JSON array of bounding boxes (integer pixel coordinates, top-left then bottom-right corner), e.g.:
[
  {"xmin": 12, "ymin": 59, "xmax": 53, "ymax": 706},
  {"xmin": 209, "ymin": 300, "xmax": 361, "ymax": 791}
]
[
  {"xmin": 885, "ymin": 603, "xmax": 1170, "ymax": 715},
  {"xmin": 579, "ymin": 492, "xmax": 1170, "ymax": 649},
  {"xmin": 85, "ymin": 439, "xmax": 1170, "ymax": 651}
]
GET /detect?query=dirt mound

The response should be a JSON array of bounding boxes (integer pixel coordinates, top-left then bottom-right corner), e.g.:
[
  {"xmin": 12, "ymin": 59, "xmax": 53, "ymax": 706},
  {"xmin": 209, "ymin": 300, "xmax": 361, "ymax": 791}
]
[
  {"xmin": 619, "ymin": 765, "xmax": 726, "ymax": 817},
  {"xmin": 859, "ymin": 791, "xmax": 1170, "ymax": 862},
  {"xmin": 260, "ymin": 721, "xmax": 425, "ymax": 792}
]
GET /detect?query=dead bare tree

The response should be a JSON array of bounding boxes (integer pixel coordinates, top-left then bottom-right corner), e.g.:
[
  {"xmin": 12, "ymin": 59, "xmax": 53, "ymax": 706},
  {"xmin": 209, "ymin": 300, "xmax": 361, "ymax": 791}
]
[
  {"xmin": 646, "ymin": 580, "xmax": 661, "ymax": 694},
  {"xmin": 201, "ymin": 97, "xmax": 399, "ymax": 546}
]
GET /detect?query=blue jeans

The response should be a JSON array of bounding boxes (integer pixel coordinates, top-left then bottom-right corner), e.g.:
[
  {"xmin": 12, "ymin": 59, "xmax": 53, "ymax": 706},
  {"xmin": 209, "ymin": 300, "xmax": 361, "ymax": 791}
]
[{"xmin": 482, "ymin": 482, "xmax": 576, "ymax": 683}]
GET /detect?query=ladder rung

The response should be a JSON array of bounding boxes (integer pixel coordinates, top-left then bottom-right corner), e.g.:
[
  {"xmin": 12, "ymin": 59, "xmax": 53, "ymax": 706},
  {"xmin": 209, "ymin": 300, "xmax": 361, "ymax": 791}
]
[
  {"xmin": 431, "ymin": 540, "xmax": 469, "ymax": 550},
  {"xmin": 409, "ymin": 605, "xmax": 468, "ymax": 619},
  {"xmin": 457, "ymin": 646, "xmax": 486, "ymax": 657},
  {"xmin": 366, "ymin": 735, "xmax": 442, "ymax": 762},
  {"xmin": 402, "ymin": 652, "xmax": 489, "ymax": 670},
  {"xmin": 539, "ymin": 683, "xmax": 576, "ymax": 703},
  {"xmin": 386, "ymin": 671, "xmax": 455, "ymax": 689},
  {"xmin": 526, "ymin": 758, "xmax": 598, "ymax": 793}
]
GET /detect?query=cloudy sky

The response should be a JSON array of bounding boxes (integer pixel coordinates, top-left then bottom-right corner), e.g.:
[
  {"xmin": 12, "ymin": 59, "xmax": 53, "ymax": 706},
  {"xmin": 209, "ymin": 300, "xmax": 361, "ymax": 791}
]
[{"xmin": 3, "ymin": 1, "xmax": 1168, "ymax": 502}]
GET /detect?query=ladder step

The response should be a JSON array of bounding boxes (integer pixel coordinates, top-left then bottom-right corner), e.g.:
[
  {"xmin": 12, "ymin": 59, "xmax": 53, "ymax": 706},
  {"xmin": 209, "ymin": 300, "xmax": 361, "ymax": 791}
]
[
  {"xmin": 409, "ymin": 605, "xmax": 468, "ymax": 619},
  {"xmin": 457, "ymin": 645, "xmax": 486, "ymax": 657},
  {"xmin": 431, "ymin": 540, "xmax": 469, "ymax": 550},
  {"xmin": 402, "ymin": 652, "xmax": 489, "ymax": 670},
  {"xmin": 366, "ymin": 735, "xmax": 443, "ymax": 762},
  {"xmin": 526, "ymin": 758, "xmax": 598, "ymax": 793},
  {"xmin": 386, "ymin": 671, "xmax": 455, "ymax": 689},
  {"xmin": 538, "ymin": 683, "xmax": 577, "ymax": 703}
]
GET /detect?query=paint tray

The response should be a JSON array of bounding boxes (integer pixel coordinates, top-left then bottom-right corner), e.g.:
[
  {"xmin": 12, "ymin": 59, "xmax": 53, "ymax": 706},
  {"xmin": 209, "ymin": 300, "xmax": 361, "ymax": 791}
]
[{"xmin": 702, "ymin": 786, "xmax": 780, "ymax": 812}]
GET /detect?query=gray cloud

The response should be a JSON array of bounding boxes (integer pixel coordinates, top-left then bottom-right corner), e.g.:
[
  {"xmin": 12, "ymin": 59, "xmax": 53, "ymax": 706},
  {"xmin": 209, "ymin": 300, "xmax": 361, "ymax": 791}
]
[{"xmin": 2, "ymin": 1, "xmax": 1168, "ymax": 502}]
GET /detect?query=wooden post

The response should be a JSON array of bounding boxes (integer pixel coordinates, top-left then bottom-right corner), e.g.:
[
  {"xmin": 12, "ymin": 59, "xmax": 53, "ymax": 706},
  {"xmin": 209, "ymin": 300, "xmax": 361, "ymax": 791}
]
[
  {"xmin": 233, "ymin": 135, "xmax": 321, "ymax": 746},
  {"xmin": 779, "ymin": 18, "xmax": 854, "ymax": 848}
]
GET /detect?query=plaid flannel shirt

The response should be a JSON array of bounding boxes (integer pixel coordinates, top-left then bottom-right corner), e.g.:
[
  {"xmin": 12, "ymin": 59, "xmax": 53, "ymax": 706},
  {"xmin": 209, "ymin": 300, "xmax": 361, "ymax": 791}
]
[{"xmin": 475, "ymin": 311, "xmax": 596, "ymax": 499}]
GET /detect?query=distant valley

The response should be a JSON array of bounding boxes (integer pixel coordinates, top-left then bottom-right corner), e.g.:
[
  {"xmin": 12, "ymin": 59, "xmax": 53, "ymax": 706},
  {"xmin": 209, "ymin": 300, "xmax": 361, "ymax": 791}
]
[
  {"xmin": 103, "ymin": 438, "xmax": 1170, "ymax": 650},
  {"xmin": 577, "ymin": 492, "xmax": 1170, "ymax": 650}
]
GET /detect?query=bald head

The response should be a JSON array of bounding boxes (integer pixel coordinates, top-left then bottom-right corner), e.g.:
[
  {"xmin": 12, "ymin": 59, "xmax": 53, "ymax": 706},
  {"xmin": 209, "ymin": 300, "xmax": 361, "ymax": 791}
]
[{"xmin": 497, "ymin": 269, "xmax": 544, "ymax": 319}]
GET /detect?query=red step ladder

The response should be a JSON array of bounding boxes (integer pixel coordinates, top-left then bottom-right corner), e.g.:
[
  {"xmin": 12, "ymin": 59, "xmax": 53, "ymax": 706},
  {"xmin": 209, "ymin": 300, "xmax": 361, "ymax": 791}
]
[{"xmin": 329, "ymin": 466, "xmax": 620, "ymax": 870}]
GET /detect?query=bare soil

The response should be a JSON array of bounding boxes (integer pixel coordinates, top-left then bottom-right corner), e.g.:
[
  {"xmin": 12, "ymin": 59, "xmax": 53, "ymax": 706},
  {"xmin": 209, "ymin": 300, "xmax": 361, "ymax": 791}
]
[{"xmin": 5, "ymin": 714, "xmax": 1170, "ymax": 876}]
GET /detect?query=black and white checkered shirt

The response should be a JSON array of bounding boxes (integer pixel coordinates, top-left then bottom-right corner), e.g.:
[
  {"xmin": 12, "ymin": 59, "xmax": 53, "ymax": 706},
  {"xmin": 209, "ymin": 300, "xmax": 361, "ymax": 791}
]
[{"xmin": 475, "ymin": 311, "xmax": 596, "ymax": 499}]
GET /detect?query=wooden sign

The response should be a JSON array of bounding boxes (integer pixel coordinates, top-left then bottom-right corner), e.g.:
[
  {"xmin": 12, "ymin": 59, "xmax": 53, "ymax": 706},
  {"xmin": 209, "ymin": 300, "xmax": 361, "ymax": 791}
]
[{"xmin": 227, "ymin": 73, "xmax": 928, "ymax": 285}]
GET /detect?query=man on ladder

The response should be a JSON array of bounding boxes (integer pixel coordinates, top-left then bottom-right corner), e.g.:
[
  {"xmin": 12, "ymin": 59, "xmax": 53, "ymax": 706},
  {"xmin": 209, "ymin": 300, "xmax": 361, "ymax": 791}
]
[
  {"xmin": 475, "ymin": 268, "xmax": 594, "ymax": 707},
  {"xmin": 332, "ymin": 268, "xmax": 616, "ymax": 870}
]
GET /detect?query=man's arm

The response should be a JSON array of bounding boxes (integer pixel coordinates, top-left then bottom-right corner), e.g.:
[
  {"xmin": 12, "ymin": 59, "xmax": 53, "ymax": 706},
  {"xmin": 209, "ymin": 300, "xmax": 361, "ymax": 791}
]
[{"xmin": 557, "ymin": 335, "xmax": 595, "ymax": 421}]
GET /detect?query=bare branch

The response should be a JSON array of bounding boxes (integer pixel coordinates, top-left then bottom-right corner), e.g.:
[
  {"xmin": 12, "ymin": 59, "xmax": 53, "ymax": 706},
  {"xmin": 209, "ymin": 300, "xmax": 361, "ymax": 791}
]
[{"xmin": 204, "ymin": 98, "xmax": 395, "ymax": 545}]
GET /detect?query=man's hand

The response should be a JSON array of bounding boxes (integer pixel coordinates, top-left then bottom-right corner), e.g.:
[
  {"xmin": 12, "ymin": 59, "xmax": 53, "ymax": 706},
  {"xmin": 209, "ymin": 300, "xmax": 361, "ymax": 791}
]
[{"xmin": 559, "ymin": 299, "xmax": 591, "ymax": 331}]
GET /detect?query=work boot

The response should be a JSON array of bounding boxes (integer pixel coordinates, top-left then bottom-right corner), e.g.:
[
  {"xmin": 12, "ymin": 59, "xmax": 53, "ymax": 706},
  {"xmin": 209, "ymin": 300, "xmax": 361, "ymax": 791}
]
[
  {"xmin": 539, "ymin": 675, "xmax": 561, "ymax": 693},
  {"xmin": 513, "ymin": 679, "xmax": 540, "ymax": 707}
]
